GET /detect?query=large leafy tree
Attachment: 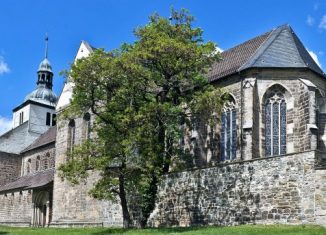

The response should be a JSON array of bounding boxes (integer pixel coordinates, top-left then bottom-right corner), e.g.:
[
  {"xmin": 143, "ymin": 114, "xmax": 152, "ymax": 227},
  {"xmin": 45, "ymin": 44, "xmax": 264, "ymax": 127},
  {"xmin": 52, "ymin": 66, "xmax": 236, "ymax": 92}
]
[{"xmin": 59, "ymin": 8, "xmax": 223, "ymax": 228}]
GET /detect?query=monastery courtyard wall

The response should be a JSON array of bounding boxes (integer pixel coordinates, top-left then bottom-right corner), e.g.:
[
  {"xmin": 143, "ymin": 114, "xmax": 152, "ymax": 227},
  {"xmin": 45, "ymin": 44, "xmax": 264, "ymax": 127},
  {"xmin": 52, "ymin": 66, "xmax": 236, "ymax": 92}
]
[{"xmin": 148, "ymin": 151, "xmax": 326, "ymax": 227}]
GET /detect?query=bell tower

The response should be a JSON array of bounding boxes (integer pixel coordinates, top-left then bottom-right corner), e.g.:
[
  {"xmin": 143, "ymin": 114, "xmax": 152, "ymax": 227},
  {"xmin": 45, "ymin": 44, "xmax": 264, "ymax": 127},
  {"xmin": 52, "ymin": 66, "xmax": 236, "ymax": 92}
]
[
  {"xmin": 37, "ymin": 35, "xmax": 53, "ymax": 90},
  {"xmin": 12, "ymin": 35, "xmax": 57, "ymax": 132}
]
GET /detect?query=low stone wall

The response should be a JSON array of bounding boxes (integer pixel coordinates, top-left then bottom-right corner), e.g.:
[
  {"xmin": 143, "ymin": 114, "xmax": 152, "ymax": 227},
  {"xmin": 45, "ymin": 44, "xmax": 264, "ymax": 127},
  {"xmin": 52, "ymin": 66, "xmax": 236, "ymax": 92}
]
[
  {"xmin": 0, "ymin": 190, "xmax": 32, "ymax": 226},
  {"xmin": 148, "ymin": 151, "xmax": 326, "ymax": 227}
]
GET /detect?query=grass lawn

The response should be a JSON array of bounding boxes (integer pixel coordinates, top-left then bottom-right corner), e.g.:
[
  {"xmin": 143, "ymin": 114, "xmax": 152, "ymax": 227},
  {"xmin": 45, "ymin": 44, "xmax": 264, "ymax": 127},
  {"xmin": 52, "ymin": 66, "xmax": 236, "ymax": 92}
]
[{"xmin": 0, "ymin": 225, "xmax": 325, "ymax": 235}]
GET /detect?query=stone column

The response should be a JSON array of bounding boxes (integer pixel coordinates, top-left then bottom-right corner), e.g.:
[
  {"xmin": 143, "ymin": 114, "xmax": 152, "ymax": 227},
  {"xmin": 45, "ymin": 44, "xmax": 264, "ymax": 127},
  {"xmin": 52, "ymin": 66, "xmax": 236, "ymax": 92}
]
[
  {"xmin": 31, "ymin": 203, "xmax": 35, "ymax": 226},
  {"xmin": 46, "ymin": 201, "xmax": 50, "ymax": 226},
  {"xmin": 241, "ymin": 78, "xmax": 256, "ymax": 160}
]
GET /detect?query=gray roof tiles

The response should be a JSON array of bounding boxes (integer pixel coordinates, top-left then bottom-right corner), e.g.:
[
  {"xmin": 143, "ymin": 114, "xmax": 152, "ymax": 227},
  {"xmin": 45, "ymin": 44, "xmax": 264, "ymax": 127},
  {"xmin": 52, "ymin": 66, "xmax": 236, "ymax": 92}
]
[
  {"xmin": 0, "ymin": 169, "xmax": 54, "ymax": 192},
  {"xmin": 208, "ymin": 25, "xmax": 325, "ymax": 82}
]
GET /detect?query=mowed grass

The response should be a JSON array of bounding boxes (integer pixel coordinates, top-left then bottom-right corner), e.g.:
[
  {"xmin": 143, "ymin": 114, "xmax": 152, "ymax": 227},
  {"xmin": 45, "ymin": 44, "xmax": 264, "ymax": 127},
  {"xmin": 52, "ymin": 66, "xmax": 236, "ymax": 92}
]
[{"xmin": 0, "ymin": 225, "xmax": 325, "ymax": 235}]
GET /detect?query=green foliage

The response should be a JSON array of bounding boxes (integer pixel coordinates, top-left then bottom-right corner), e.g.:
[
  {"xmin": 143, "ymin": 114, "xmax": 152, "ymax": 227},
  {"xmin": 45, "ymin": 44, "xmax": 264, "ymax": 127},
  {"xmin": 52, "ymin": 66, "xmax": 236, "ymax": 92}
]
[{"xmin": 58, "ymin": 8, "xmax": 222, "ymax": 227}]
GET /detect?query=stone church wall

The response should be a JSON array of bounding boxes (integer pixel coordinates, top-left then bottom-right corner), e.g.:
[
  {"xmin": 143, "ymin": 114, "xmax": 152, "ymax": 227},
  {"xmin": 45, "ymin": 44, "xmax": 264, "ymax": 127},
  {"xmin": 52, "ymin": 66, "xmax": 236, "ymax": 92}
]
[
  {"xmin": 51, "ymin": 115, "xmax": 123, "ymax": 227},
  {"xmin": 22, "ymin": 144, "xmax": 55, "ymax": 176},
  {"xmin": 148, "ymin": 151, "xmax": 326, "ymax": 227},
  {"xmin": 315, "ymin": 168, "xmax": 326, "ymax": 225},
  {"xmin": 0, "ymin": 190, "xmax": 33, "ymax": 226},
  {"xmin": 0, "ymin": 152, "xmax": 21, "ymax": 186}
]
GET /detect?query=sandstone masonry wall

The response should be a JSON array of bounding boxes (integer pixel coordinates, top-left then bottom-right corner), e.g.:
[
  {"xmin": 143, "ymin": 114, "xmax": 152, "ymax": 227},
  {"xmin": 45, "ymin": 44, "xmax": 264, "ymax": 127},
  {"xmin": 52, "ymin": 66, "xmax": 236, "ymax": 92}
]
[
  {"xmin": 0, "ymin": 152, "xmax": 21, "ymax": 186},
  {"xmin": 22, "ymin": 144, "xmax": 55, "ymax": 176},
  {"xmin": 148, "ymin": 151, "xmax": 326, "ymax": 227},
  {"xmin": 52, "ymin": 115, "xmax": 123, "ymax": 227}
]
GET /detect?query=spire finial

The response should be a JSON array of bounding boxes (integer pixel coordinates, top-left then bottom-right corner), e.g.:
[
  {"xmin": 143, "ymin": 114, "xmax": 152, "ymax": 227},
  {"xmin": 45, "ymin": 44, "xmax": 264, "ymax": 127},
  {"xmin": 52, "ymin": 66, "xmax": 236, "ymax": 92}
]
[{"xmin": 45, "ymin": 33, "xmax": 49, "ymax": 59}]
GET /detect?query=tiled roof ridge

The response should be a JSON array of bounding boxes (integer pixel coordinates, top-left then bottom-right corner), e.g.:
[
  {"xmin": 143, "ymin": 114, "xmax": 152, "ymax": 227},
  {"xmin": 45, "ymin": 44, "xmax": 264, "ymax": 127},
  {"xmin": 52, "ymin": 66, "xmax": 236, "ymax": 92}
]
[
  {"xmin": 222, "ymin": 29, "xmax": 272, "ymax": 58},
  {"xmin": 238, "ymin": 25, "xmax": 284, "ymax": 71},
  {"xmin": 208, "ymin": 24, "xmax": 325, "ymax": 82},
  {"xmin": 208, "ymin": 28, "xmax": 272, "ymax": 82}
]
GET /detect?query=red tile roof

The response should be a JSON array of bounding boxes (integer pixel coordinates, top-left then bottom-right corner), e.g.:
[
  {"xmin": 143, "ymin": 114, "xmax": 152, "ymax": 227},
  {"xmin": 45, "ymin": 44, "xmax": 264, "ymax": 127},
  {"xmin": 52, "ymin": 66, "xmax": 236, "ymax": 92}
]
[{"xmin": 208, "ymin": 31, "xmax": 272, "ymax": 82}]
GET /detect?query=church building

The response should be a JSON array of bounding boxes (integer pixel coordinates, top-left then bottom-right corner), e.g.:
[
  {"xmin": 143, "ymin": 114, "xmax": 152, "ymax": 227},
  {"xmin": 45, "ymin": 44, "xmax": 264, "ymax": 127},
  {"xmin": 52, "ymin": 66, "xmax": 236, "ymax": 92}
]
[{"xmin": 0, "ymin": 24, "xmax": 325, "ymax": 227}]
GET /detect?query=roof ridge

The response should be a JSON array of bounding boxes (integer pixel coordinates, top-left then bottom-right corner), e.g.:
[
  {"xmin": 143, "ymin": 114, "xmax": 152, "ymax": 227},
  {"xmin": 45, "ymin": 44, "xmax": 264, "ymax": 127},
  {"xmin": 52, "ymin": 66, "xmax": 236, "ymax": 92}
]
[
  {"xmin": 290, "ymin": 28, "xmax": 325, "ymax": 76},
  {"xmin": 0, "ymin": 121, "xmax": 28, "ymax": 138},
  {"xmin": 239, "ymin": 25, "xmax": 288, "ymax": 71}
]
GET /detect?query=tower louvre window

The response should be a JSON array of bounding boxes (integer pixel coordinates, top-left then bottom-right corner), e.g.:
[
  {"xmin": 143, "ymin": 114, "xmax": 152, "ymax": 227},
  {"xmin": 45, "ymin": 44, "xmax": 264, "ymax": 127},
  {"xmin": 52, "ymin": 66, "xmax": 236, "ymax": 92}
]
[
  {"xmin": 46, "ymin": 112, "xmax": 51, "ymax": 126},
  {"xmin": 19, "ymin": 112, "xmax": 24, "ymax": 125}
]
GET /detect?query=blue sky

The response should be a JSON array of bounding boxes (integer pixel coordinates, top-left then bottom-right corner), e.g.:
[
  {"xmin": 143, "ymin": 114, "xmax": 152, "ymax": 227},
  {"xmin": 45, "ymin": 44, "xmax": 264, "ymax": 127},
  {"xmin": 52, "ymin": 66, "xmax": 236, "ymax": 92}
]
[{"xmin": 0, "ymin": 0, "xmax": 325, "ymax": 133}]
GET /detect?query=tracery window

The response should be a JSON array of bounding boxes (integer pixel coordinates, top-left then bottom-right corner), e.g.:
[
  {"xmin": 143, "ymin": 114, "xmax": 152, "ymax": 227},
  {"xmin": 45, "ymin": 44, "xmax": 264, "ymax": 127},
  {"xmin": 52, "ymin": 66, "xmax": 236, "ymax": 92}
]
[
  {"xmin": 220, "ymin": 100, "xmax": 236, "ymax": 161},
  {"xmin": 265, "ymin": 90, "xmax": 286, "ymax": 156}
]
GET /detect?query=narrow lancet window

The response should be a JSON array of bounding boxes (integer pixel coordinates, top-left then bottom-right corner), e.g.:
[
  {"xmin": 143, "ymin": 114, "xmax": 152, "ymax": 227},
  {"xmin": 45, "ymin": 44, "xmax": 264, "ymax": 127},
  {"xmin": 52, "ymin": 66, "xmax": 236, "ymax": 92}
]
[
  {"xmin": 68, "ymin": 119, "xmax": 76, "ymax": 153},
  {"xmin": 36, "ymin": 156, "xmax": 40, "ymax": 171},
  {"xmin": 26, "ymin": 159, "xmax": 31, "ymax": 174}
]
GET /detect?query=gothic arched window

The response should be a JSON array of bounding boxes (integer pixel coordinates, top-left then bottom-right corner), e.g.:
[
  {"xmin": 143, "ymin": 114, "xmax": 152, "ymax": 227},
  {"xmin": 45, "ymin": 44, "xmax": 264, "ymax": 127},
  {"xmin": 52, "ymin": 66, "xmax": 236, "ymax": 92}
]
[
  {"xmin": 68, "ymin": 119, "xmax": 76, "ymax": 153},
  {"xmin": 26, "ymin": 159, "xmax": 31, "ymax": 174},
  {"xmin": 220, "ymin": 99, "xmax": 236, "ymax": 161},
  {"xmin": 83, "ymin": 113, "xmax": 91, "ymax": 140},
  {"xmin": 43, "ymin": 153, "xmax": 50, "ymax": 170},
  {"xmin": 265, "ymin": 90, "xmax": 286, "ymax": 156},
  {"xmin": 36, "ymin": 156, "xmax": 40, "ymax": 171}
]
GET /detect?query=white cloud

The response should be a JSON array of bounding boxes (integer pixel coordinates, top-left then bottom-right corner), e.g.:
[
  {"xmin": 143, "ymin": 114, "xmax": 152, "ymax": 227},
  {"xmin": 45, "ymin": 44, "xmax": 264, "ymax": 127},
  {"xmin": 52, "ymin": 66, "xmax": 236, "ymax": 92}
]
[
  {"xmin": 215, "ymin": 46, "xmax": 223, "ymax": 53},
  {"xmin": 314, "ymin": 3, "xmax": 319, "ymax": 11},
  {"xmin": 307, "ymin": 15, "xmax": 315, "ymax": 26},
  {"xmin": 210, "ymin": 46, "xmax": 223, "ymax": 57},
  {"xmin": 319, "ymin": 15, "xmax": 326, "ymax": 29},
  {"xmin": 0, "ymin": 116, "xmax": 12, "ymax": 135},
  {"xmin": 0, "ymin": 56, "xmax": 10, "ymax": 75},
  {"xmin": 308, "ymin": 49, "xmax": 322, "ymax": 68}
]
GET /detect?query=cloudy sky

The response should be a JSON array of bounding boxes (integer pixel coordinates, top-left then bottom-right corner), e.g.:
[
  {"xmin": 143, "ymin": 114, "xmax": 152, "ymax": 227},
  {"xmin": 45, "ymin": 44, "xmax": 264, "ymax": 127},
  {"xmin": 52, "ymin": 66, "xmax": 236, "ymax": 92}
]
[{"xmin": 0, "ymin": 0, "xmax": 325, "ymax": 134}]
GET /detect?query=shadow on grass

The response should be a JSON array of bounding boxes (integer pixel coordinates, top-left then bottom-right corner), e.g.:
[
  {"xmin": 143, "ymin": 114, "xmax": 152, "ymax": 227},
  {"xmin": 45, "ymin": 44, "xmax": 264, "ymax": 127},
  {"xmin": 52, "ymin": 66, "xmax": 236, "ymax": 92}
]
[
  {"xmin": 0, "ymin": 232, "xmax": 8, "ymax": 235},
  {"xmin": 92, "ymin": 226, "xmax": 204, "ymax": 234}
]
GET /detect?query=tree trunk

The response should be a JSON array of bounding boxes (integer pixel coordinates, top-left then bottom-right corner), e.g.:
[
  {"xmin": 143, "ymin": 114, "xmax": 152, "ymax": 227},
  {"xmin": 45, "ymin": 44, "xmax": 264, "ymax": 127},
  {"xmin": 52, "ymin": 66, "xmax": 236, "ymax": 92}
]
[
  {"xmin": 140, "ymin": 173, "xmax": 157, "ymax": 228},
  {"xmin": 119, "ymin": 173, "xmax": 132, "ymax": 228}
]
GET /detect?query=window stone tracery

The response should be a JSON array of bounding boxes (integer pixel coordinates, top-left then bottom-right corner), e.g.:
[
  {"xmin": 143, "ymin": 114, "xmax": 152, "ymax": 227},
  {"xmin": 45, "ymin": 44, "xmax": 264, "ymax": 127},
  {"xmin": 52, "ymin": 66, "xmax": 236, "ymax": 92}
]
[
  {"xmin": 265, "ymin": 90, "xmax": 286, "ymax": 156},
  {"xmin": 220, "ymin": 100, "xmax": 236, "ymax": 161}
]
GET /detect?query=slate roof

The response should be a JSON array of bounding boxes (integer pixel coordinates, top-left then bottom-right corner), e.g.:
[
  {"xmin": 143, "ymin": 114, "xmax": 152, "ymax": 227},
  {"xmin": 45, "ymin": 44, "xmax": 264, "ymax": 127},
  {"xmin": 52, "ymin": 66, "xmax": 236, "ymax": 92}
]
[
  {"xmin": 0, "ymin": 121, "xmax": 42, "ymax": 154},
  {"xmin": 22, "ymin": 126, "xmax": 56, "ymax": 153},
  {"xmin": 208, "ymin": 24, "xmax": 325, "ymax": 82},
  {"xmin": 0, "ymin": 169, "xmax": 54, "ymax": 192}
]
